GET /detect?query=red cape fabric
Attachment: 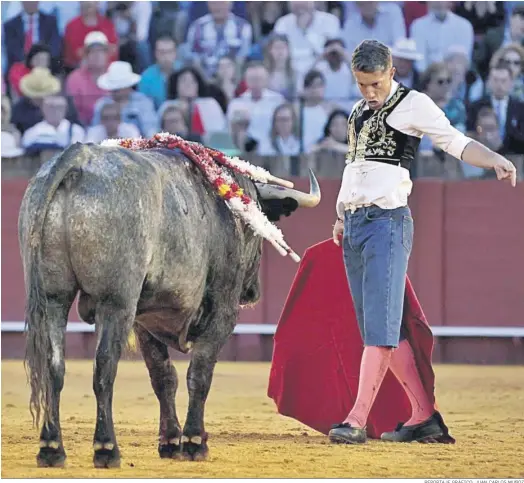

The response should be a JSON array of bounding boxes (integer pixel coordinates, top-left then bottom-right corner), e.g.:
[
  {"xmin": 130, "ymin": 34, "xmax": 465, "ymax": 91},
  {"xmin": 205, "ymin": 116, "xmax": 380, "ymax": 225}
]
[{"xmin": 267, "ymin": 239, "xmax": 440, "ymax": 439}]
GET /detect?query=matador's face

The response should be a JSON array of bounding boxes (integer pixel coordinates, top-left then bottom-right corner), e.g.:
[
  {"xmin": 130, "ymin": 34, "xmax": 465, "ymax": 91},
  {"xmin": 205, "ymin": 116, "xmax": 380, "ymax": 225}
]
[{"xmin": 353, "ymin": 67, "xmax": 396, "ymax": 110}]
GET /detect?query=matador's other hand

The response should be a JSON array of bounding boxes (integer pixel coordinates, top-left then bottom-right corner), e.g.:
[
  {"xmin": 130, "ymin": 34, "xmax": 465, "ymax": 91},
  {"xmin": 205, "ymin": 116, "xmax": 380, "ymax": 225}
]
[
  {"xmin": 494, "ymin": 156, "xmax": 517, "ymax": 187},
  {"xmin": 333, "ymin": 218, "xmax": 344, "ymax": 246}
]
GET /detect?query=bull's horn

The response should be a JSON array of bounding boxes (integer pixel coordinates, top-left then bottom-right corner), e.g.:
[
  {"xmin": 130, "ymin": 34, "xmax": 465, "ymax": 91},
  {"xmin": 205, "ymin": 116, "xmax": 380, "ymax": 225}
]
[{"xmin": 256, "ymin": 169, "xmax": 321, "ymax": 208}]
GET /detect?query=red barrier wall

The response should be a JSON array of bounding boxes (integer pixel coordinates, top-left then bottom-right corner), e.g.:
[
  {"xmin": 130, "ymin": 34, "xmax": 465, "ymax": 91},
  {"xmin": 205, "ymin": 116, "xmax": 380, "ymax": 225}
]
[{"xmin": 2, "ymin": 178, "xmax": 524, "ymax": 361}]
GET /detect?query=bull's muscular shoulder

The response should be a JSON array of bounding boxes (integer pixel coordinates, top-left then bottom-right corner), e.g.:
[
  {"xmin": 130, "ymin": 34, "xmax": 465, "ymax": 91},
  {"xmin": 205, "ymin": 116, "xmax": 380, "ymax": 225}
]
[{"xmin": 258, "ymin": 197, "xmax": 299, "ymax": 222}]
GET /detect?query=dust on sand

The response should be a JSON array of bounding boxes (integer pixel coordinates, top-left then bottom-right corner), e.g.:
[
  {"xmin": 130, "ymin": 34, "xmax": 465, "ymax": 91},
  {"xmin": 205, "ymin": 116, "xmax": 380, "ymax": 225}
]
[{"xmin": 2, "ymin": 360, "xmax": 524, "ymax": 478}]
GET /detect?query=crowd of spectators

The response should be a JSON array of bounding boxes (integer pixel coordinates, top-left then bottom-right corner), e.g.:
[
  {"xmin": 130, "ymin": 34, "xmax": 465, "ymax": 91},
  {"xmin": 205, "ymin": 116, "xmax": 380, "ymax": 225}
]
[{"xmin": 2, "ymin": 1, "xmax": 524, "ymax": 180}]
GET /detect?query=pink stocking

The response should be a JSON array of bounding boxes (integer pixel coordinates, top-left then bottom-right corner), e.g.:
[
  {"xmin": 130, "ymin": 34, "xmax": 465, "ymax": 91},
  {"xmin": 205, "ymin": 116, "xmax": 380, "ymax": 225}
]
[
  {"xmin": 344, "ymin": 346, "xmax": 393, "ymax": 428},
  {"xmin": 389, "ymin": 339, "xmax": 434, "ymax": 425}
]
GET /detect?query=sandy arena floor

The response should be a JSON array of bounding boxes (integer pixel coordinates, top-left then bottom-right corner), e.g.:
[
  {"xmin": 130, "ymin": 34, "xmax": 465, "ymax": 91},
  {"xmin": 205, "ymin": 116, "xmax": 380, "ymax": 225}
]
[{"xmin": 2, "ymin": 360, "xmax": 524, "ymax": 478}]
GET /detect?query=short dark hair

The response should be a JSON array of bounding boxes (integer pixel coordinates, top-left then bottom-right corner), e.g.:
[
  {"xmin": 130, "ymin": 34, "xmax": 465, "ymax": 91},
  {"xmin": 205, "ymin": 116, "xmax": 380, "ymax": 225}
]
[
  {"xmin": 243, "ymin": 60, "xmax": 267, "ymax": 74},
  {"xmin": 511, "ymin": 5, "xmax": 524, "ymax": 17},
  {"xmin": 324, "ymin": 38, "xmax": 345, "ymax": 49},
  {"xmin": 351, "ymin": 40, "xmax": 392, "ymax": 73},
  {"xmin": 303, "ymin": 69, "xmax": 325, "ymax": 88},
  {"xmin": 155, "ymin": 35, "xmax": 176, "ymax": 48},
  {"xmin": 476, "ymin": 106, "xmax": 497, "ymax": 125},
  {"xmin": 25, "ymin": 43, "xmax": 51, "ymax": 69},
  {"xmin": 167, "ymin": 66, "xmax": 207, "ymax": 99}
]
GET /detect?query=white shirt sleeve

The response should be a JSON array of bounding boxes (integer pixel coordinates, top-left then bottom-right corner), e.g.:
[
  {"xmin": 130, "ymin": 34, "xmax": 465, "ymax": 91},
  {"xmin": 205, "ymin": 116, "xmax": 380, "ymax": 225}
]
[
  {"xmin": 71, "ymin": 124, "xmax": 85, "ymax": 144},
  {"xmin": 410, "ymin": 18, "xmax": 427, "ymax": 73},
  {"xmin": 323, "ymin": 12, "xmax": 341, "ymax": 39},
  {"xmin": 273, "ymin": 15, "xmax": 288, "ymax": 35},
  {"xmin": 408, "ymin": 92, "xmax": 472, "ymax": 160},
  {"xmin": 387, "ymin": 4, "xmax": 407, "ymax": 43},
  {"xmin": 21, "ymin": 123, "xmax": 40, "ymax": 148},
  {"xmin": 131, "ymin": 1, "xmax": 152, "ymax": 42},
  {"xmin": 85, "ymin": 125, "xmax": 105, "ymax": 143}
]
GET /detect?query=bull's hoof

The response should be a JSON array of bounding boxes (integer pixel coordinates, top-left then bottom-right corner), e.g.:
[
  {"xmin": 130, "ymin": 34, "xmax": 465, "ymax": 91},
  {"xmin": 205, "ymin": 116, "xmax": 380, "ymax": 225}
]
[
  {"xmin": 37, "ymin": 443, "xmax": 66, "ymax": 468},
  {"xmin": 93, "ymin": 442, "xmax": 120, "ymax": 468},
  {"xmin": 158, "ymin": 437, "xmax": 182, "ymax": 459},
  {"xmin": 180, "ymin": 435, "xmax": 208, "ymax": 461}
]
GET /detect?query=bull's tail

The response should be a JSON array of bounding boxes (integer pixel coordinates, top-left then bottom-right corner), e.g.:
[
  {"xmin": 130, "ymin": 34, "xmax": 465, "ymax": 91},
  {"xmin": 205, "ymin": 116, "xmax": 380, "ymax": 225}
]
[{"xmin": 22, "ymin": 143, "xmax": 86, "ymax": 428}]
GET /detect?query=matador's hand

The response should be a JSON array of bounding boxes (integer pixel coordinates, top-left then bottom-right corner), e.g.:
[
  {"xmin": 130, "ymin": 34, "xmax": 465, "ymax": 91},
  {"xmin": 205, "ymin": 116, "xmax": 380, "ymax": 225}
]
[
  {"xmin": 333, "ymin": 219, "xmax": 344, "ymax": 246},
  {"xmin": 494, "ymin": 156, "xmax": 517, "ymax": 187}
]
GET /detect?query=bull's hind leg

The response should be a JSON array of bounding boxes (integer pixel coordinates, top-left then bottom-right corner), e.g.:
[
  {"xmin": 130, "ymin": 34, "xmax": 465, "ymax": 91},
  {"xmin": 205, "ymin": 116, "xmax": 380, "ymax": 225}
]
[
  {"xmin": 135, "ymin": 324, "xmax": 183, "ymax": 459},
  {"xmin": 35, "ymin": 292, "xmax": 76, "ymax": 468},
  {"xmin": 92, "ymin": 302, "xmax": 136, "ymax": 468},
  {"xmin": 180, "ymin": 313, "xmax": 236, "ymax": 461}
]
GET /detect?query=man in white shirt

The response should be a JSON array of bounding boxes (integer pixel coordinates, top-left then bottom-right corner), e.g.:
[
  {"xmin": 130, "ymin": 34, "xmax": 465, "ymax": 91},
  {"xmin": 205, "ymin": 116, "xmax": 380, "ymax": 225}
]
[
  {"xmin": 22, "ymin": 95, "xmax": 85, "ymax": 152},
  {"xmin": 328, "ymin": 40, "xmax": 516, "ymax": 446},
  {"xmin": 410, "ymin": 1, "xmax": 474, "ymax": 73},
  {"xmin": 312, "ymin": 38, "xmax": 354, "ymax": 109},
  {"xmin": 226, "ymin": 61, "xmax": 284, "ymax": 148},
  {"xmin": 341, "ymin": 2, "xmax": 406, "ymax": 61},
  {"xmin": 274, "ymin": 1, "xmax": 340, "ymax": 84}
]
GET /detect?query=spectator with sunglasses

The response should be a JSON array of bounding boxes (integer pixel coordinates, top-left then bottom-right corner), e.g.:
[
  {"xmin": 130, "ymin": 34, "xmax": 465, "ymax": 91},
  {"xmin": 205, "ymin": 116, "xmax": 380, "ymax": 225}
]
[
  {"xmin": 490, "ymin": 43, "xmax": 524, "ymax": 101},
  {"xmin": 418, "ymin": 62, "xmax": 466, "ymax": 154},
  {"xmin": 422, "ymin": 62, "xmax": 467, "ymax": 131}
]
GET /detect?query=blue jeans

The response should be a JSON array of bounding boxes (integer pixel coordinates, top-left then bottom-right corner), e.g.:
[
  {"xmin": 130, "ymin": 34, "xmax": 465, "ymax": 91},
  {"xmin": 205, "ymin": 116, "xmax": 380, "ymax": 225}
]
[{"xmin": 342, "ymin": 205, "xmax": 413, "ymax": 347}]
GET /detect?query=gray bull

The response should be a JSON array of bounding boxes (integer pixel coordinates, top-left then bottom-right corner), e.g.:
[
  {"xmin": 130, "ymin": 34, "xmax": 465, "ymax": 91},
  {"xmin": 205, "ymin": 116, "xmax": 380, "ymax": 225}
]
[{"xmin": 18, "ymin": 143, "xmax": 320, "ymax": 468}]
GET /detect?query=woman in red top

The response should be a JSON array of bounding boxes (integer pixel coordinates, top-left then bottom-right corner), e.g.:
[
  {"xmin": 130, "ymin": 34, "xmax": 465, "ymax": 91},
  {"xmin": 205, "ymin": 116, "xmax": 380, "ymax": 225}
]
[
  {"xmin": 63, "ymin": 2, "xmax": 118, "ymax": 71},
  {"xmin": 8, "ymin": 44, "xmax": 51, "ymax": 99}
]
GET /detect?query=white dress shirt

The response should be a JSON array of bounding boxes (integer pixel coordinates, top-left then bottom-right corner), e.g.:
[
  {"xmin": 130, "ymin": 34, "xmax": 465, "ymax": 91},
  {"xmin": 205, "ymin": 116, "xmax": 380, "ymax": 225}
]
[
  {"xmin": 342, "ymin": 5, "xmax": 406, "ymax": 58},
  {"xmin": 85, "ymin": 123, "xmax": 141, "ymax": 143},
  {"xmin": 22, "ymin": 119, "xmax": 85, "ymax": 148},
  {"xmin": 315, "ymin": 60, "xmax": 353, "ymax": 103},
  {"xmin": 227, "ymin": 88, "xmax": 285, "ymax": 146},
  {"xmin": 257, "ymin": 135, "xmax": 301, "ymax": 156},
  {"xmin": 336, "ymin": 81, "xmax": 473, "ymax": 218},
  {"xmin": 274, "ymin": 11, "xmax": 340, "ymax": 80},
  {"xmin": 410, "ymin": 11, "xmax": 474, "ymax": 73}
]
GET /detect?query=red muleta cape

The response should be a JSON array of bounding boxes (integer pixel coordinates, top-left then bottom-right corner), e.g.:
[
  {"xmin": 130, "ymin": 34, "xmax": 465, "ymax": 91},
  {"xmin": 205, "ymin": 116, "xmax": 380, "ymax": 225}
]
[{"xmin": 267, "ymin": 239, "xmax": 454, "ymax": 441}]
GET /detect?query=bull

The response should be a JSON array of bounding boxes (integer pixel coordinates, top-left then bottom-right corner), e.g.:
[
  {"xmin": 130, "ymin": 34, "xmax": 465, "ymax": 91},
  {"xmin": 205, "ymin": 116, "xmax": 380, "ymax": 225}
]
[{"xmin": 18, "ymin": 142, "xmax": 320, "ymax": 468}]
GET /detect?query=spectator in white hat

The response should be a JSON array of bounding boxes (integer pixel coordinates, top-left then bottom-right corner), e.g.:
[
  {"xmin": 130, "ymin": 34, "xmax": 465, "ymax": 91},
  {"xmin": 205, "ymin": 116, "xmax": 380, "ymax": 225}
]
[
  {"xmin": 391, "ymin": 38, "xmax": 424, "ymax": 90},
  {"xmin": 62, "ymin": 1, "xmax": 118, "ymax": 71},
  {"xmin": 1, "ymin": 131, "xmax": 24, "ymax": 160},
  {"xmin": 66, "ymin": 31, "xmax": 110, "ymax": 126},
  {"xmin": 92, "ymin": 61, "xmax": 159, "ymax": 137}
]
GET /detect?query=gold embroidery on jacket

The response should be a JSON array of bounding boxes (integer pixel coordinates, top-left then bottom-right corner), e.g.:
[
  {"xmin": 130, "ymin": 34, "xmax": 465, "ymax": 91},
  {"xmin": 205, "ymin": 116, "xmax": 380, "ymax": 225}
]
[
  {"xmin": 346, "ymin": 100, "xmax": 365, "ymax": 164},
  {"xmin": 346, "ymin": 86, "xmax": 406, "ymax": 163}
]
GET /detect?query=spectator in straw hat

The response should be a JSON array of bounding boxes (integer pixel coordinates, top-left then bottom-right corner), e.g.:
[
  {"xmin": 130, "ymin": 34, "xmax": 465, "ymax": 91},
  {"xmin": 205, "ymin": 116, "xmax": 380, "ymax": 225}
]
[
  {"xmin": 1, "ymin": 131, "xmax": 24, "ymax": 160},
  {"xmin": 92, "ymin": 61, "xmax": 158, "ymax": 137},
  {"xmin": 391, "ymin": 38, "xmax": 423, "ymax": 90},
  {"xmin": 66, "ymin": 31, "xmax": 110, "ymax": 126},
  {"xmin": 11, "ymin": 67, "xmax": 79, "ymax": 134}
]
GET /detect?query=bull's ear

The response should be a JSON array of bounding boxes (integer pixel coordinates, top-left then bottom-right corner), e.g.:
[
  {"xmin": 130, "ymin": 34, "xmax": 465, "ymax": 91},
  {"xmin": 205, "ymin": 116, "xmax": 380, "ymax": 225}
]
[{"xmin": 259, "ymin": 197, "xmax": 299, "ymax": 222}]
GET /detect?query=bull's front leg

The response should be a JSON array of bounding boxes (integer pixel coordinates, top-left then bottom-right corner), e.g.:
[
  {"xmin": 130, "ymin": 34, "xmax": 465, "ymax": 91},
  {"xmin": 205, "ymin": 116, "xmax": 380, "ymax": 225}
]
[{"xmin": 180, "ymin": 339, "xmax": 222, "ymax": 461}]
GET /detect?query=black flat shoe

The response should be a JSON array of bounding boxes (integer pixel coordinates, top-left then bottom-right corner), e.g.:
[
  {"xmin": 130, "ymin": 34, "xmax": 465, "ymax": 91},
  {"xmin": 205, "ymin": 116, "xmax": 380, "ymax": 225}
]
[
  {"xmin": 328, "ymin": 423, "xmax": 367, "ymax": 444},
  {"xmin": 381, "ymin": 411, "xmax": 455, "ymax": 443}
]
